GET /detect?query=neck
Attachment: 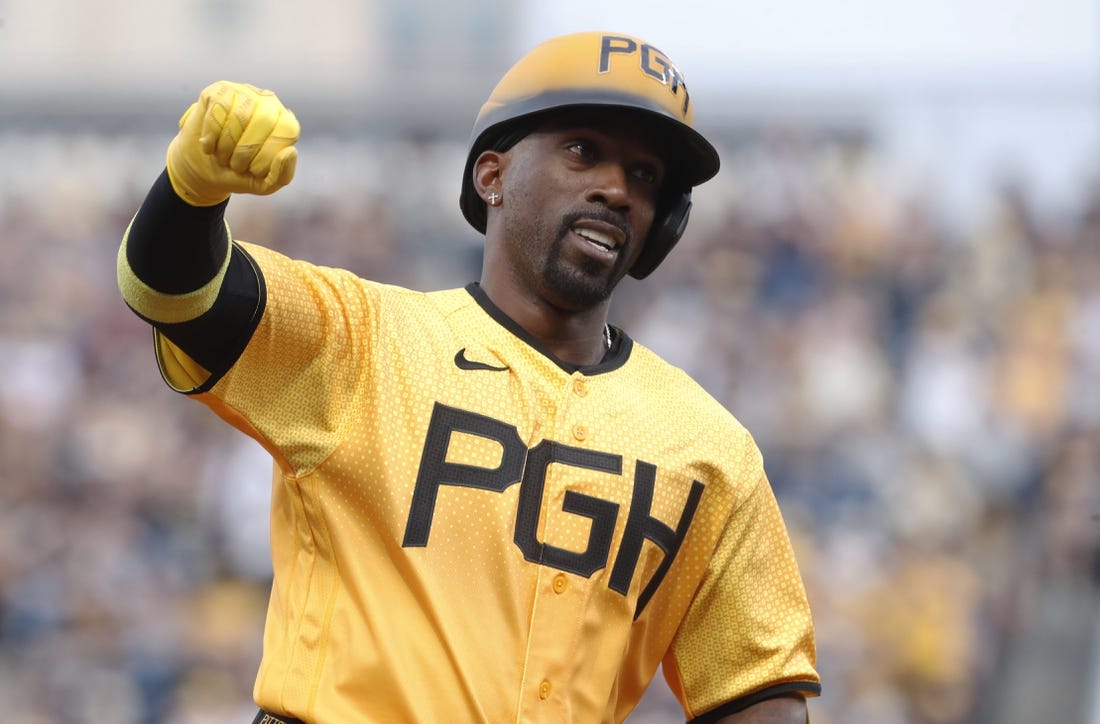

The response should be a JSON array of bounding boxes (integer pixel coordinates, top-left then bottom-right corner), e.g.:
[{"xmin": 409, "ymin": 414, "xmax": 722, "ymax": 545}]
[{"xmin": 477, "ymin": 279, "xmax": 611, "ymax": 366}]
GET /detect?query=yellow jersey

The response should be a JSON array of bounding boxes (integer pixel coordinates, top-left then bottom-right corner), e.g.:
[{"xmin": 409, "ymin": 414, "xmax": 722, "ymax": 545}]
[{"xmin": 146, "ymin": 242, "xmax": 818, "ymax": 722}]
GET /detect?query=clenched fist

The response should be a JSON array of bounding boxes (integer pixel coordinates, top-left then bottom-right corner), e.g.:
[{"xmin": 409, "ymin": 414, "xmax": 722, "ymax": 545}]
[{"xmin": 166, "ymin": 81, "xmax": 300, "ymax": 206}]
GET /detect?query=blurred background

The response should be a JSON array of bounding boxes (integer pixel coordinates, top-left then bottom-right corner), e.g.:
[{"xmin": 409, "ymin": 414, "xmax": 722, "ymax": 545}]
[{"xmin": 1, "ymin": 0, "xmax": 1099, "ymax": 722}]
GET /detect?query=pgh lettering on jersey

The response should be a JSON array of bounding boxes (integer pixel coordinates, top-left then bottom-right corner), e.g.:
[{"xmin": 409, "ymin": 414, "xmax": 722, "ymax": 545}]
[
  {"xmin": 152, "ymin": 243, "xmax": 818, "ymax": 722},
  {"xmin": 402, "ymin": 401, "xmax": 706, "ymax": 618}
]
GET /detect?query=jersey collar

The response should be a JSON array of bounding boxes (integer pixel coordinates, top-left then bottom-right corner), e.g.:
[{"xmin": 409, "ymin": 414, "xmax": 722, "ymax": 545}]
[{"xmin": 464, "ymin": 282, "xmax": 632, "ymax": 375}]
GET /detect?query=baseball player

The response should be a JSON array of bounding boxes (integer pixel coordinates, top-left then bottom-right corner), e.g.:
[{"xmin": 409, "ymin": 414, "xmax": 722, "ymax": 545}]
[{"xmin": 117, "ymin": 31, "xmax": 819, "ymax": 723}]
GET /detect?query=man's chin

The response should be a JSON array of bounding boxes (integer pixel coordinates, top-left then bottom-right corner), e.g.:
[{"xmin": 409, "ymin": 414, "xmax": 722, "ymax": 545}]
[{"xmin": 543, "ymin": 262, "xmax": 616, "ymax": 309}]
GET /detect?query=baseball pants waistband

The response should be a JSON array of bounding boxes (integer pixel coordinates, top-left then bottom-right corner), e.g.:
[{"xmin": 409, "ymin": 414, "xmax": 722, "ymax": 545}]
[{"xmin": 253, "ymin": 710, "xmax": 305, "ymax": 724}]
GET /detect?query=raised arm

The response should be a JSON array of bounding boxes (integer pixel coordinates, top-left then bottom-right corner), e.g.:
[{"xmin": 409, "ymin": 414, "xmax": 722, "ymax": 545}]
[{"xmin": 117, "ymin": 82, "xmax": 299, "ymax": 389}]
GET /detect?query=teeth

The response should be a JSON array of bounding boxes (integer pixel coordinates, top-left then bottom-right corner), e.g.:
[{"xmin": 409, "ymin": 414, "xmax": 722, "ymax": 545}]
[{"xmin": 574, "ymin": 227, "xmax": 616, "ymax": 250}]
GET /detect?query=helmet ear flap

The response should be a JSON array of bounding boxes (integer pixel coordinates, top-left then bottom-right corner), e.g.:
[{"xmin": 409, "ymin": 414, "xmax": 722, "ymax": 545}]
[{"xmin": 629, "ymin": 190, "xmax": 692, "ymax": 279}]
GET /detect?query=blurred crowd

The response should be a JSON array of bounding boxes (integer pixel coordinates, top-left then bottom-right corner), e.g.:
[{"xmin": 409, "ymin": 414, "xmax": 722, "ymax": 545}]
[{"xmin": 1, "ymin": 127, "xmax": 1098, "ymax": 723}]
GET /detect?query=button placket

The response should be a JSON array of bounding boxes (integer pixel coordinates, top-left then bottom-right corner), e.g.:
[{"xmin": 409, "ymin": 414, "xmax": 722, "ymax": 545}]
[
  {"xmin": 572, "ymin": 377, "xmax": 588, "ymax": 397},
  {"xmin": 565, "ymin": 373, "xmax": 593, "ymax": 444}
]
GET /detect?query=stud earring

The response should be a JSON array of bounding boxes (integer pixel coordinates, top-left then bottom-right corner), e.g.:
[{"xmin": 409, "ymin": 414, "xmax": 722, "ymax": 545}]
[{"xmin": 487, "ymin": 191, "xmax": 501, "ymax": 206}]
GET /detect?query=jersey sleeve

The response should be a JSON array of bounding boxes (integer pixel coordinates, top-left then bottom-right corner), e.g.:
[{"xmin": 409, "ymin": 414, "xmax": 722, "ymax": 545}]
[
  {"xmin": 664, "ymin": 469, "xmax": 821, "ymax": 721},
  {"xmin": 188, "ymin": 242, "xmax": 380, "ymax": 477},
  {"xmin": 117, "ymin": 171, "xmax": 383, "ymax": 477}
]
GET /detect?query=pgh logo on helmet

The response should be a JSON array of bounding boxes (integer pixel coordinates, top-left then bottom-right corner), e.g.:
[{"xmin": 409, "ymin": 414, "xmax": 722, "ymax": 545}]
[
  {"xmin": 459, "ymin": 31, "xmax": 721, "ymax": 279},
  {"xmin": 597, "ymin": 35, "xmax": 692, "ymax": 117}
]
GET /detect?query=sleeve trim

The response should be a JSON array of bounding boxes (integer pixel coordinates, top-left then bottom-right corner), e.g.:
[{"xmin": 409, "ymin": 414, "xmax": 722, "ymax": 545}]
[
  {"xmin": 117, "ymin": 215, "xmax": 233, "ymax": 324},
  {"xmin": 689, "ymin": 681, "xmax": 822, "ymax": 723},
  {"xmin": 150, "ymin": 242, "xmax": 267, "ymax": 395}
]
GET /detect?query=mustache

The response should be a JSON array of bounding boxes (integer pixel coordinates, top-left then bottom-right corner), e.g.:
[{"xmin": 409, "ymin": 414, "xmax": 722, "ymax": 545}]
[{"xmin": 556, "ymin": 209, "xmax": 631, "ymax": 247}]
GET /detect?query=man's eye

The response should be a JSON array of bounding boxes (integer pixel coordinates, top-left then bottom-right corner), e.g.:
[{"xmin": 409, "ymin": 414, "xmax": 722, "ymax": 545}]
[
  {"xmin": 567, "ymin": 142, "xmax": 594, "ymax": 158},
  {"xmin": 632, "ymin": 166, "xmax": 658, "ymax": 184}
]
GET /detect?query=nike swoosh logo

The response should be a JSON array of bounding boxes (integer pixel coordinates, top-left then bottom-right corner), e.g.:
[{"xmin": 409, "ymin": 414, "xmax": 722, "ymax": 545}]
[{"xmin": 454, "ymin": 348, "xmax": 509, "ymax": 372}]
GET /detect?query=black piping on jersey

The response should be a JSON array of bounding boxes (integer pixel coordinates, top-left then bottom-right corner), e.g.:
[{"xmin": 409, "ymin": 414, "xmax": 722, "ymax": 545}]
[
  {"xmin": 689, "ymin": 681, "xmax": 823, "ymax": 723},
  {"xmin": 464, "ymin": 282, "xmax": 632, "ymax": 374}
]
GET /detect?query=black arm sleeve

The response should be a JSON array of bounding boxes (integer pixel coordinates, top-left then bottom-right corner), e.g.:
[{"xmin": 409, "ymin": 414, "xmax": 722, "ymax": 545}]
[
  {"xmin": 126, "ymin": 169, "xmax": 266, "ymax": 386},
  {"xmin": 127, "ymin": 169, "xmax": 231, "ymax": 293}
]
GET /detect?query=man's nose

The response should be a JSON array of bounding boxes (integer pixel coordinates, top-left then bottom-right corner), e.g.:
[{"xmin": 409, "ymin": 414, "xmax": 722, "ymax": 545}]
[{"xmin": 585, "ymin": 162, "xmax": 631, "ymax": 211}]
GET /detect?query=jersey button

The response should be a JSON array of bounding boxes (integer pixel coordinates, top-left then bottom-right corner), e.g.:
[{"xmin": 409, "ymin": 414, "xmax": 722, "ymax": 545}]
[
  {"xmin": 572, "ymin": 424, "xmax": 588, "ymax": 441},
  {"xmin": 539, "ymin": 680, "xmax": 553, "ymax": 700},
  {"xmin": 572, "ymin": 378, "xmax": 588, "ymax": 397},
  {"xmin": 552, "ymin": 574, "xmax": 568, "ymax": 594}
]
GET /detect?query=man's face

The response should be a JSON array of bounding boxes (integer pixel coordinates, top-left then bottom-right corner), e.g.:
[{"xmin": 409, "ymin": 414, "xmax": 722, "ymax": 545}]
[{"xmin": 493, "ymin": 109, "xmax": 668, "ymax": 312}]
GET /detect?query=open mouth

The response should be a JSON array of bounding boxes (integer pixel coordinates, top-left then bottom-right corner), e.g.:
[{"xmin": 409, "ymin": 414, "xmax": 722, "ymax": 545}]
[
  {"xmin": 574, "ymin": 226, "xmax": 617, "ymax": 251},
  {"xmin": 570, "ymin": 221, "xmax": 626, "ymax": 258}
]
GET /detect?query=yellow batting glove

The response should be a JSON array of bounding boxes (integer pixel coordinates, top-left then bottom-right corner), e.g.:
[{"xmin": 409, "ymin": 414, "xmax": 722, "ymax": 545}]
[{"xmin": 166, "ymin": 81, "xmax": 300, "ymax": 206}]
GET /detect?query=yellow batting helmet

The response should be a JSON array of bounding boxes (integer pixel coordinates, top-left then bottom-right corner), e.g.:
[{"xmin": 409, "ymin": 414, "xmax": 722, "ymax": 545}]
[{"xmin": 460, "ymin": 31, "xmax": 721, "ymax": 279}]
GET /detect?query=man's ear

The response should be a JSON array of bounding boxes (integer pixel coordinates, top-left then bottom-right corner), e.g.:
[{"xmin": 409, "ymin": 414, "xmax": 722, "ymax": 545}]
[{"xmin": 472, "ymin": 150, "xmax": 503, "ymax": 202}]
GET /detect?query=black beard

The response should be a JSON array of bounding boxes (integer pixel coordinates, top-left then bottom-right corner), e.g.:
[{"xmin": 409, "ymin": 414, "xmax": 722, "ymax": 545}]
[{"xmin": 541, "ymin": 211, "xmax": 631, "ymax": 308}]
